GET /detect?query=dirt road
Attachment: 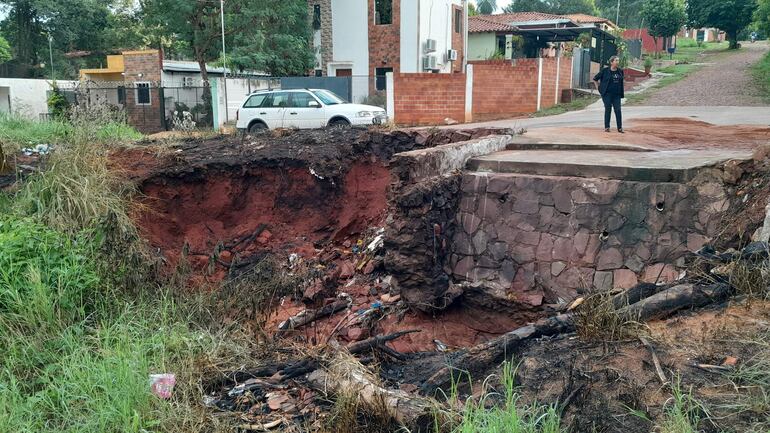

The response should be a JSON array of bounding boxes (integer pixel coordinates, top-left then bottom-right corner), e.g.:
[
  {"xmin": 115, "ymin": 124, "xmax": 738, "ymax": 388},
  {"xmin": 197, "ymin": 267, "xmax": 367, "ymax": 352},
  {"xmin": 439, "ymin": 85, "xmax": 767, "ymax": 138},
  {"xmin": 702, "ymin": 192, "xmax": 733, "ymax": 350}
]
[{"xmin": 640, "ymin": 41, "xmax": 769, "ymax": 106}]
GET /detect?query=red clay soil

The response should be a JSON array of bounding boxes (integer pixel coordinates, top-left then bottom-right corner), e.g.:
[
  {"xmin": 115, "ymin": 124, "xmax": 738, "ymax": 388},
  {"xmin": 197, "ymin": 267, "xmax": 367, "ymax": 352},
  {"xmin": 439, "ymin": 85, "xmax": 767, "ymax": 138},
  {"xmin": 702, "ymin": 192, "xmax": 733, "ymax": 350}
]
[
  {"xmin": 137, "ymin": 162, "xmax": 391, "ymax": 276},
  {"xmin": 527, "ymin": 117, "xmax": 770, "ymax": 150}
]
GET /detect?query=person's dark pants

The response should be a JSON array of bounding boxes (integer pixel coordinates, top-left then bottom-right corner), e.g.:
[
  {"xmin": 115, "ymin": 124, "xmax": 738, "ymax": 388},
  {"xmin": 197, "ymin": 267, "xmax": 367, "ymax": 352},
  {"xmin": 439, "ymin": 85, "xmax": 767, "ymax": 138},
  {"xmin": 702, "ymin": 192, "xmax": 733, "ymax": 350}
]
[{"xmin": 602, "ymin": 92, "xmax": 622, "ymax": 129}]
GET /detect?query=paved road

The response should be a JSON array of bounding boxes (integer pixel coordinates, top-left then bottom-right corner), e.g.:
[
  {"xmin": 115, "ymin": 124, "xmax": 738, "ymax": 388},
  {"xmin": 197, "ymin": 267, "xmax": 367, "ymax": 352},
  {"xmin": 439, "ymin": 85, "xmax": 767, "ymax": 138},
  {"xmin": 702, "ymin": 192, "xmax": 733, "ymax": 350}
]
[
  {"xmin": 453, "ymin": 105, "xmax": 770, "ymax": 131},
  {"xmin": 640, "ymin": 41, "xmax": 769, "ymax": 106}
]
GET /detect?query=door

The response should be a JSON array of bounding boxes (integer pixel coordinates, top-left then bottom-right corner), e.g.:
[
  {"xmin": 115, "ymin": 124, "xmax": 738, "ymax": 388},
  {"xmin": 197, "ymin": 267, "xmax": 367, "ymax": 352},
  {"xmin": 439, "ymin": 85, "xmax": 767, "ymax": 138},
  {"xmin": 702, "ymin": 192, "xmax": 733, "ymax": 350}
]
[
  {"xmin": 284, "ymin": 91, "xmax": 325, "ymax": 129},
  {"xmin": 335, "ymin": 68, "xmax": 352, "ymax": 77},
  {"xmin": 259, "ymin": 91, "xmax": 290, "ymax": 128}
]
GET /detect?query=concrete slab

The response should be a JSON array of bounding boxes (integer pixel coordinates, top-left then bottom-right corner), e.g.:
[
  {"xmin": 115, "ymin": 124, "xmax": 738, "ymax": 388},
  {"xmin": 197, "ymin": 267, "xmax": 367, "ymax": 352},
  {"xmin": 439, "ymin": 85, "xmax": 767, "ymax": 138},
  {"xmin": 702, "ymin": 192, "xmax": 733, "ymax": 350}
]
[{"xmin": 467, "ymin": 148, "xmax": 752, "ymax": 182}]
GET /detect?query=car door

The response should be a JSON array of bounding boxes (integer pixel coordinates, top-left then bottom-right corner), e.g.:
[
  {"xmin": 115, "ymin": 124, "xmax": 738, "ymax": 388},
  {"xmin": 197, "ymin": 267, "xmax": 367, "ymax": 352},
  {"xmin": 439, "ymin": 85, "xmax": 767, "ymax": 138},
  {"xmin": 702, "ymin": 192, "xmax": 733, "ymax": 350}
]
[
  {"xmin": 258, "ymin": 91, "xmax": 289, "ymax": 128},
  {"xmin": 285, "ymin": 91, "xmax": 325, "ymax": 129},
  {"xmin": 239, "ymin": 93, "xmax": 269, "ymax": 129}
]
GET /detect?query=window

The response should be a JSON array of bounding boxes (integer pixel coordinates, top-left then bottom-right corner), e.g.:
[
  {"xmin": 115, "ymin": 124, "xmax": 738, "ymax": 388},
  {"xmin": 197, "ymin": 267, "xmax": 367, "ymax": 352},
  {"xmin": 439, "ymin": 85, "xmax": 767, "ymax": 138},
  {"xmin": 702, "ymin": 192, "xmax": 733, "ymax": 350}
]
[
  {"xmin": 375, "ymin": 67, "xmax": 392, "ymax": 91},
  {"xmin": 311, "ymin": 89, "xmax": 345, "ymax": 105},
  {"xmin": 267, "ymin": 92, "xmax": 290, "ymax": 108},
  {"xmin": 135, "ymin": 82, "xmax": 151, "ymax": 105},
  {"xmin": 117, "ymin": 86, "xmax": 126, "ymax": 105},
  {"xmin": 496, "ymin": 35, "xmax": 506, "ymax": 56},
  {"xmin": 315, "ymin": 69, "xmax": 323, "ymax": 77},
  {"xmin": 375, "ymin": 0, "xmax": 392, "ymax": 25},
  {"xmin": 313, "ymin": 5, "xmax": 321, "ymax": 30},
  {"xmin": 290, "ymin": 92, "xmax": 318, "ymax": 108},
  {"xmin": 454, "ymin": 9, "xmax": 462, "ymax": 33},
  {"xmin": 243, "ymin": 94, "xmax": 268, "ymax": 108}
]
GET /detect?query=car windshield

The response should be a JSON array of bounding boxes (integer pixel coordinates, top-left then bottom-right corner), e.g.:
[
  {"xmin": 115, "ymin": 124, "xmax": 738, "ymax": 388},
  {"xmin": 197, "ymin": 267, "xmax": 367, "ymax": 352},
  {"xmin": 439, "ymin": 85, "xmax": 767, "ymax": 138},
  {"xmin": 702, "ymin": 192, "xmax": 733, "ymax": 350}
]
[{"xmin": 311, "ymin": 89, "xmax": 346, "ymax": 105}]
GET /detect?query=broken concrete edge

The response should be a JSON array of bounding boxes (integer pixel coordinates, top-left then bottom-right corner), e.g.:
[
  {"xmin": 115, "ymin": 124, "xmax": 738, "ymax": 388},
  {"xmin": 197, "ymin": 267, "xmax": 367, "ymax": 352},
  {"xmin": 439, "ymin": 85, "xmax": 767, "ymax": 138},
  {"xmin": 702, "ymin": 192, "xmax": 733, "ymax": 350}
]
[
  {"xmin": 505, "ymin": 139, "xmax": 656, "ymax": 153},
  {"xmin": 390, "ymin": 135, "xmax": 514, "ymax": 184}
]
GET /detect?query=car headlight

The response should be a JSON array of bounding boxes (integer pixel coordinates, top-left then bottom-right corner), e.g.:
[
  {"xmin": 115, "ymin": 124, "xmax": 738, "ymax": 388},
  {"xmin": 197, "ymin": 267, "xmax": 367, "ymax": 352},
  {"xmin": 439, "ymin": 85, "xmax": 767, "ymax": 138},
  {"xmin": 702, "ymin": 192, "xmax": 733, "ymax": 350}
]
[{"xmin": 356, "ymin": 111, "xmax": 373, "ymax": 118}]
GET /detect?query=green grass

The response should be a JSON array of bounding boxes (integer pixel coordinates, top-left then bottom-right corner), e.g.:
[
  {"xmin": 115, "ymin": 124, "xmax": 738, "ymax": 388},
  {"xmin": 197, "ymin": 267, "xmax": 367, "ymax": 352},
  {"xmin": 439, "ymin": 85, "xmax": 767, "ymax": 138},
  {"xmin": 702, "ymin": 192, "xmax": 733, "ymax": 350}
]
[
  {"xmin": 449, "ymin": 362, "xmax": 563, "ymax": 433},
  {"xmin": 625, "ymin": 64, "xmax": 699, "ymax": 105},
  {"xmin": 531, "ymin": 94, "xmax": 600, "ymax": 117},
  {"xmin": 751, "ymin": 51, "xmax": 770, "ymax": 101},
  {"xmin": 0, "ymin": 112, "xmax": 142, "ymax": 153},
  {"xmin": 669, "ymin": 41, "xmax": 730, "ymax": 63}
]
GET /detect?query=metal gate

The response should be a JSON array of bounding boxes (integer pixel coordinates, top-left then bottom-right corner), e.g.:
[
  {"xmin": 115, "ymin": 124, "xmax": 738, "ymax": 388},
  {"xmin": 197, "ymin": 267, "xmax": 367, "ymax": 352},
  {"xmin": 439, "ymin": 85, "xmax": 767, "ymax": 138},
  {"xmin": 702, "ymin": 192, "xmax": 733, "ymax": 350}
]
[
  {"xmin": 280, "ymin": 77, "xmax": 352, "ymax": 102},
  {"xmin": 572, "ymin": 48, "xmax": 592, "ymax": 89}
]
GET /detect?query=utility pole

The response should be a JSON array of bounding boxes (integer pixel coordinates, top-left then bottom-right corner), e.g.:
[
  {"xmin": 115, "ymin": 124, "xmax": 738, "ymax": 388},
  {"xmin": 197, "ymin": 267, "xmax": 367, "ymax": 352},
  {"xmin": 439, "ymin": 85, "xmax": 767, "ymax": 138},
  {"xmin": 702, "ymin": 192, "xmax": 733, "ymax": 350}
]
[
  {"xmin": 48, "ymin": 34, "xmax": 54, "ymax": 80},
  {"xmin": 616, "ymin": 0, "xmax": 621, "ymax": 26},
  {"xmin": 220, "ymin": 0, "xmax": 229, "ymax": 124}
]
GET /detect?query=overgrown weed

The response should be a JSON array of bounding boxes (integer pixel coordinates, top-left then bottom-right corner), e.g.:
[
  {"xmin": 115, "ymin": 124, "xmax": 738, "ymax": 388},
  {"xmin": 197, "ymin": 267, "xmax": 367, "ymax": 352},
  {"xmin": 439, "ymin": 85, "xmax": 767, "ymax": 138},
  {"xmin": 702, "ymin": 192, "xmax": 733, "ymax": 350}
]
[{"xmin": 573, "ymin": 290, "xmax": 643, "ymax": 342}]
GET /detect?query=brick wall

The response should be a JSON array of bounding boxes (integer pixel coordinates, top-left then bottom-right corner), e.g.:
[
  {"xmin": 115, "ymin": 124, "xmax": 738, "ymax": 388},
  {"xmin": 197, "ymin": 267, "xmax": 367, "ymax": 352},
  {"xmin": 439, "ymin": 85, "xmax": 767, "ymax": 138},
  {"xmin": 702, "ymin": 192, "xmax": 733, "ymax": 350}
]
[
  {"xmin": 308, "ymin": 0, "xmax": 333, "ymax": 75},
  {"xmin": 471, "ymin": 59, "xmax": 539, "ymax": 119},
  {"xmin": 451, "ymin": 5, "xmax": 465, "ymax": 73},
  {"xmin": 559, "ymin": 57, "xmax": 573, "ymax": 93},
  {"xmin": 539, "ymin": 57, "xmax": 558, "ymax": 110},
  {"xmin": 393, "ymin": 73, "xmax": 466, "ymax": 125},
  {"xmin": 123, "ymin": 51, "xmax": 164, "ymax": 133},
  {"xmin": 369, "ymin": 0, "xmax": 400, "ymax": 89}
]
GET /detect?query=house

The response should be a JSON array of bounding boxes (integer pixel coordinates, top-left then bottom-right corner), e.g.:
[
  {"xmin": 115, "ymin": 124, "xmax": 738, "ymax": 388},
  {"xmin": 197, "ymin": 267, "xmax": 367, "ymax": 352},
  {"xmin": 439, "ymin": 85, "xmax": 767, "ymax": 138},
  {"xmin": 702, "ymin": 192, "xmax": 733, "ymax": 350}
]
[
  {"xmin": 622, "ymin": 29, "xmax": 676, "ymax": 54},
  {"xmin": 679, "ymin": 27, "xmax": 725, "ymax": 43},
  {"xmin": 0, "ymin": 78, "xmax": 78, "ymax": 119},
  {"xmin": 307, "ymin": 0, "xmax": 466, "ymax": 102},
  {"xmin": 468, "ymin": 13, "xmax": 618, "ymax": 65},
  {"xmin": 79, "ymin": 50, "xmax": 267, "ymax": 132},
  {"xmin": 565, "ymin": 13, "xmax": 619, "ymax": 33}
]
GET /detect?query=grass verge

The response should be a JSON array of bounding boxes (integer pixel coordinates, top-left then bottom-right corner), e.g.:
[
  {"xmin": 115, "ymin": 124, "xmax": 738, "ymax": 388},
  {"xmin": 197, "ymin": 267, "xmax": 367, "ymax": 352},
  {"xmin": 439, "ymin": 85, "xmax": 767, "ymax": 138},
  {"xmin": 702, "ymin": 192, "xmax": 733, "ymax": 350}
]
[
  {"xmin": 625, "ymin": 64, "xmax": 699, "ymax": 105},
  {"xmin": 751, "ymin": 51, "xmax": 770, "ymax": 102}
]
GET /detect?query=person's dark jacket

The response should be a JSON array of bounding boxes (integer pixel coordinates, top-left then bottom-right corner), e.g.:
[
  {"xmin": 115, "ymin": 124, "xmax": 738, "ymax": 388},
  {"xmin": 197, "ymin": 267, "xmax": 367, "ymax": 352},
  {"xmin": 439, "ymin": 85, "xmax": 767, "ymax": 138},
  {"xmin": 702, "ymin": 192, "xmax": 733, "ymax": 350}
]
[{"xmin": 593, "ymin": 67, "xmax": 625, "ymax": 98}]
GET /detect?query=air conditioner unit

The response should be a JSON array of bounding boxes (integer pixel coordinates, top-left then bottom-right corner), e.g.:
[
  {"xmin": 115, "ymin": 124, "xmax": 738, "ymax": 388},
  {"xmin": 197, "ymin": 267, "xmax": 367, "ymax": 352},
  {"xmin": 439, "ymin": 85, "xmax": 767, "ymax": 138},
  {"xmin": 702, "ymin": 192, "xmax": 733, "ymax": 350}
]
[
  {"xmin": 424, "ymin": 39, "xmax": 437, "ymax": 53},
  {"xmin": 447, "ymin": 49, "xmax": 458, "ymax": 61},
  {"xmin": 422, "ymin": 55, "xmax": 438, "ymax": 71},
  {"xmin": 182, "ymin": 76, "xmax": 196, "ymax": 88}
]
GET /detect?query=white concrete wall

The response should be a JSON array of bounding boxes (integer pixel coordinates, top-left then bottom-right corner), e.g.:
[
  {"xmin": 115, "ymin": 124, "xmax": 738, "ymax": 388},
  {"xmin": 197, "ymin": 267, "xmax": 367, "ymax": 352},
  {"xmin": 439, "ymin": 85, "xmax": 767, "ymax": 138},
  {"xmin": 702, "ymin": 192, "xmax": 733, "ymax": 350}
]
[
  {"xmin": 400, "ymin": 0, "xmax": 419, "ymax": 73},
  {"xmin": 0, "ymin": 78, "xmax": 77, "ymax": 119},
  {"xmin": 330, "ymin": 0, "xmax": 369, "ymax": 102},
  {"xmin": 468, "ymin": 33, "xmax": 497, "ymax": 60},
  {"xmin": 415, "ymin": 0, "xmax": 463, "ymax": 73},
  {"xmin": 212, "ymin": 77, "xmax": 272, "ymax": 127}
]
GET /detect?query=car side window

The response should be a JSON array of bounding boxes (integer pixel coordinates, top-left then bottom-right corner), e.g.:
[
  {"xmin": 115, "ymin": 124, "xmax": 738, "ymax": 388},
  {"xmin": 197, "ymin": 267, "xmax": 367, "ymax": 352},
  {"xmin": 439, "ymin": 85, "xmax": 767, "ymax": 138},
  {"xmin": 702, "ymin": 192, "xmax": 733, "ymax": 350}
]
[
  {"xmin": 243, "ymin": 94, "xmax": 268, "ymax": 108},
  {"xmin": 289, "ymin": 92, "xmax": 318, "ymax": 108},
  {"xmin": 269, "ymin": 92, "xmax": 290, "ymax": 108}
]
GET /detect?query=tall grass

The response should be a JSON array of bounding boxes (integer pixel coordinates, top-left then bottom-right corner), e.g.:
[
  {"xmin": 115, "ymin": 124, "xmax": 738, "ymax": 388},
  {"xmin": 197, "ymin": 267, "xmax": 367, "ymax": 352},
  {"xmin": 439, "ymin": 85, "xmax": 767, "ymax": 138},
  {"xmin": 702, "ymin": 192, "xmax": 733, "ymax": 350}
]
[
  {"xmin": 752, "ymin": 51, "xmax": 770, "ymax": 102},
  {"xmin": 451, "ymin": 362, "xmax": 563, "ymax": 433}
]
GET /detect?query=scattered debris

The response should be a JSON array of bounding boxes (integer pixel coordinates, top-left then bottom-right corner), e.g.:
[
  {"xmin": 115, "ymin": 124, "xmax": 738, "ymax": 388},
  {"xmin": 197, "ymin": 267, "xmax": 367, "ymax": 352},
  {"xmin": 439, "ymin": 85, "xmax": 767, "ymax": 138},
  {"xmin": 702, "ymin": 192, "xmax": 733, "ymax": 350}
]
[{"xmin": 149, "ymin": 373, "xmax": 176, "ymax": 399}]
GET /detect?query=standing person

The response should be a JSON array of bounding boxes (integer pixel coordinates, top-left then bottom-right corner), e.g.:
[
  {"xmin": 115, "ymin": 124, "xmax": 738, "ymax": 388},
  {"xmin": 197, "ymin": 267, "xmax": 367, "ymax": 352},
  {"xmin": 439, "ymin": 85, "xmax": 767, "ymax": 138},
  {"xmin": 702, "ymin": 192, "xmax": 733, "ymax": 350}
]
[{"xmin": 593, "ymin": 56, "xmax": 625, "ymax": 133}]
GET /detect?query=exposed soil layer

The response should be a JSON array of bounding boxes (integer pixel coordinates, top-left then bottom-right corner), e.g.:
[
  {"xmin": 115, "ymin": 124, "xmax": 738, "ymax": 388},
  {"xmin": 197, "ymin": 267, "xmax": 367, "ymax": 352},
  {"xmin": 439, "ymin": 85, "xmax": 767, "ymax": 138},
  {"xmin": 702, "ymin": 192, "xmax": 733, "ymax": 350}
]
[{"xmin": 526, "ymin": 117, "xmax": 770, "ymax": 150}]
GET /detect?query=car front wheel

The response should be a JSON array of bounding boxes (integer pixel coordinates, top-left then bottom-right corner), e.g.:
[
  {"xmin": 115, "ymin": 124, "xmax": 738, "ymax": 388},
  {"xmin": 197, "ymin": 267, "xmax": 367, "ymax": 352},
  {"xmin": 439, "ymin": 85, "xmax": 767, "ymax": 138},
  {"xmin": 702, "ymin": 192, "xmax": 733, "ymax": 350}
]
[{"xmin": 329, "ymin": 119, "xmax": 351, "ymax": 129}]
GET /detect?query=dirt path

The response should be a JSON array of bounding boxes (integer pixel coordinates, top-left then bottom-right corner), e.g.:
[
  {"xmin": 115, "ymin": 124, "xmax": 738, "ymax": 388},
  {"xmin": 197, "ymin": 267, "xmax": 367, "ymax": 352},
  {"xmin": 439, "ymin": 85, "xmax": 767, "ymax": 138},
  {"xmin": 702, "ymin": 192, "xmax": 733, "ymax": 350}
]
[{"xmin": 640, "ymin": 41, "xmax": 769, "ymax": 106}]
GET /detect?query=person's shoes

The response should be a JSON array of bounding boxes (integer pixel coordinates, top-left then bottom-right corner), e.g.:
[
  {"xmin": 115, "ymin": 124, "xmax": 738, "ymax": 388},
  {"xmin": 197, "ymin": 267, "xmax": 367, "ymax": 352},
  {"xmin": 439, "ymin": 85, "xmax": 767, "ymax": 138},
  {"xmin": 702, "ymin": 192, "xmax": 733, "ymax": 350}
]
[
  {"xmin": 618, "ymin": 128, "xmax": 625, "ymax": 133},
  {"xmin": 604, "ymin": 128, "xmax": 611, "ymax": 132}
]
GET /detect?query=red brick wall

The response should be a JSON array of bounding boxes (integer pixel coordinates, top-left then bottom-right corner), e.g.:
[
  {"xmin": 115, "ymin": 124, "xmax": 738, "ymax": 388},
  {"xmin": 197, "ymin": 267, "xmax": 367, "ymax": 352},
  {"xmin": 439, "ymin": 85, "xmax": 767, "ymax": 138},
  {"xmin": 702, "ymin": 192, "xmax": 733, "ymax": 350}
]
[
  {"xmin": 451, "ymin": 5, "xmax": 465, "ymax": 73},
  {"xmin": 539, "ymin": 58, "xmax": 558, "ymax": 110},
  {"xmin": 369, "ymin": 0, "xmax": 400, "ymax": 88},
  {"xmin": 123, "ymin": 51, "xmax": 164, "ymax": 133},
  {"xmin": 393, "ymin": 73, "xmax": 466, "ymax": 125},
  {"xmin": 470, "ymin": 59, "xmax": 539, "ymax": 119},
  {"xmin": 559, "ymin": 57, "xmax": 573, "ymax": 93}
]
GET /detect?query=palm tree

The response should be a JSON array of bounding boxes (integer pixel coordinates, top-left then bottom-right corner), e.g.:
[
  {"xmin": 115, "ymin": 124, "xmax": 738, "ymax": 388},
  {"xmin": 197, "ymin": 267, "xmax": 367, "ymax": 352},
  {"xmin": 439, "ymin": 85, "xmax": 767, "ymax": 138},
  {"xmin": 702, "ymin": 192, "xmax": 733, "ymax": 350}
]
[{"xmin": 477, "ymin": 0, "xmax": 497, "ymax": 14}]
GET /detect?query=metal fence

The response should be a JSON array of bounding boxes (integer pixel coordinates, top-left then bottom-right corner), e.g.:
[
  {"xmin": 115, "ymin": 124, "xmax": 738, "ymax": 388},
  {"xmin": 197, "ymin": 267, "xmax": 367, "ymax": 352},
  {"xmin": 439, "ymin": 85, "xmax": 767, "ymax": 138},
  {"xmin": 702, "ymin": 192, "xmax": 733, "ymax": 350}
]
[{"xmin": 54, "ymin": 81, "xmax": 212, "ymax": 133}]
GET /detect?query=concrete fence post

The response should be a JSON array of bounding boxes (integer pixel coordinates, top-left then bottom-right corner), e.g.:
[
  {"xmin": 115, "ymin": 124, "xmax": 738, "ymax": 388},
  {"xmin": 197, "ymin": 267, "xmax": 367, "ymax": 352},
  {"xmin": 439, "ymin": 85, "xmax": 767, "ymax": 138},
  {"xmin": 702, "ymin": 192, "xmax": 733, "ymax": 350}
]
[
  {"xmin": 465, "ymin": 64, "xmax": 473, "ymax": 123},
  {"xmin": 386, "ymin": 72, "xmax": 395, "ymax": 123},
  {"xmin": 537, "ymin": 57, "xmax": 543, "ymax": 112},
  {"xmin": 555, "ymin": 56, "xmax": 561, "ymax": 105}
]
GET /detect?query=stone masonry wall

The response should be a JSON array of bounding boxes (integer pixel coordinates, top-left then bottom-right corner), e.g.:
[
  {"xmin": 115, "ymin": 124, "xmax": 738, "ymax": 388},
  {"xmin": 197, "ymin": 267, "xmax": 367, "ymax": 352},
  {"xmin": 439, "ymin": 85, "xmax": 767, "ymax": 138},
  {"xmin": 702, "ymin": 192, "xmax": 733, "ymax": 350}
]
[
  {"xmin": 308, "ymin": 0, "xmax": 333, "ymax": 75},
  {"xmin": 450, "ymin": 173, "xmax": 729, "ymax": 306},
  {"xmin": 384, "ymin": 134, "xmax": 513, "ymax": 311}
]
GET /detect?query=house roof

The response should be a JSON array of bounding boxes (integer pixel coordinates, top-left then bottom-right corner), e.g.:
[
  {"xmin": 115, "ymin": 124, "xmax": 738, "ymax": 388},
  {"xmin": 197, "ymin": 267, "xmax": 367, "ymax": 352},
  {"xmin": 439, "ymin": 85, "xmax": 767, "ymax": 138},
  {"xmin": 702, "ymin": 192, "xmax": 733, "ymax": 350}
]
[
  {"xmin": 162, "ymin": 60, "xmax": 229, "ymax": 75},
  {"xmin": 566, "ymin": 14, "xmax": 619, "ymax": 29},
  {"xmin": 481, "ymin": 12, "xmax": 568, "ymax": 23},
  {"xmin": 468, "ymin": 16, "xmax": 518, "ymax": 33}
]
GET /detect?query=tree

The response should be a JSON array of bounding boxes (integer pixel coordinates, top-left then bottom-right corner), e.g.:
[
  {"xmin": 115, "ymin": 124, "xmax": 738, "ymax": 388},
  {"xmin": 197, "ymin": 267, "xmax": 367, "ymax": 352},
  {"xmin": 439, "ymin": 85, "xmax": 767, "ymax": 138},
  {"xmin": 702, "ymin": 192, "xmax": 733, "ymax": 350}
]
[
  {"xmin": 0, "ymin": 0, "xmax": 116, "ymax": 76},
  {"xmin": 477, "ymin": 0, "xmax": 497, "ymax": 14},
  {"xmin": 503, "ymin": 0, "xmax": 598, "ymax": 15},
  {"xmin": 641, "ymin": 0, "xmax": 686, "ymax": 56},
  {"xmin": 596, "ymin": 0, "xmax": 645, "ymax": 27},
  {"xmin": 468, "ymin": 2, "xmax": 479, "ymax": 16},
  {"xmin": 757, "ymin": 0, "xmax": 770, "ymax": 35},
  {"xmin": 0, "ymin": 35, "xmax": 10, "ymax": 64},
  {"xmin": 687, "ymin": 0, "xmax": 758, "ymax": 49}
]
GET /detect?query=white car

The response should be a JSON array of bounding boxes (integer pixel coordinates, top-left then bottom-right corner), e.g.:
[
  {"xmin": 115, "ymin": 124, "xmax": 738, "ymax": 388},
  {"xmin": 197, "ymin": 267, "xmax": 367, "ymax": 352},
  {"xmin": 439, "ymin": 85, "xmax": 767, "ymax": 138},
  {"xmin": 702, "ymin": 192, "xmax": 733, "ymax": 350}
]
[{"xmin": 236, "ymin": 88, "xmax": 388, "ymax": 132}]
